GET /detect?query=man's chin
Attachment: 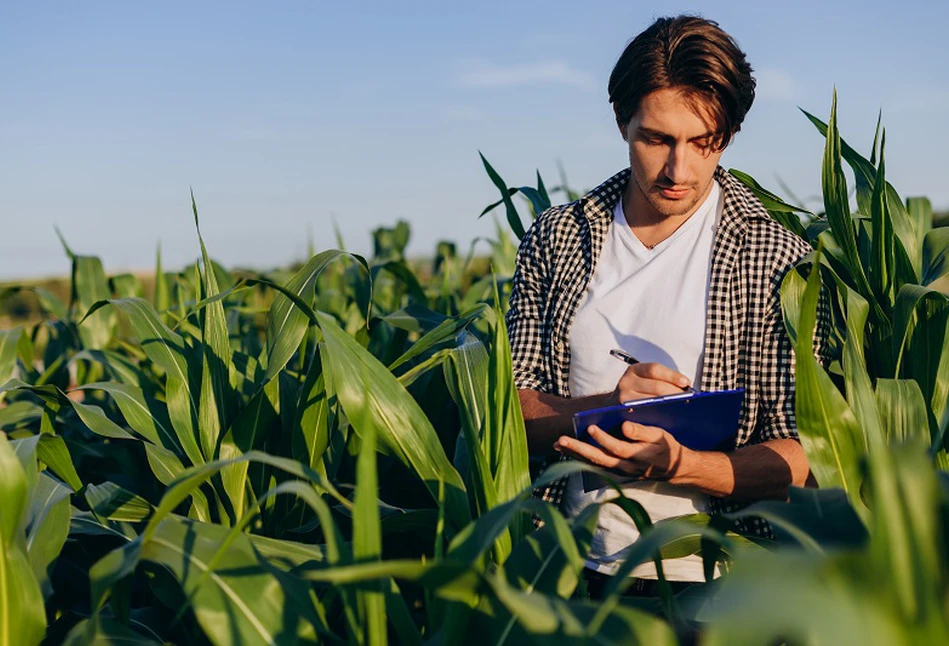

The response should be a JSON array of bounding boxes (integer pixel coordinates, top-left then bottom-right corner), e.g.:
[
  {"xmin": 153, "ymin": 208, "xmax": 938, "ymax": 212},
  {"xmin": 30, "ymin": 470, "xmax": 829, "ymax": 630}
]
[{"xmin": 648, "ymin": 195, "xmax": 700, "ymax": 218}]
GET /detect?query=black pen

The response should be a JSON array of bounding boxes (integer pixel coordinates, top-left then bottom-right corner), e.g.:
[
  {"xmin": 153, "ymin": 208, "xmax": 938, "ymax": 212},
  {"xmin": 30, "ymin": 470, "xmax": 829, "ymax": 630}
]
[{"xmin": 609, "ymin": 348, "xmax": 697, "ymax": 393}]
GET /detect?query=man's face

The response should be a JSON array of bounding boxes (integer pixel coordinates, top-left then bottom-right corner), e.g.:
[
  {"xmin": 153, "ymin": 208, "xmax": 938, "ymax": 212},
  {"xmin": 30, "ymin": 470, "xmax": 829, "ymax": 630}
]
[{"xmin": 619, "ymin": 87, "xmax": 725, "ymax": 222}]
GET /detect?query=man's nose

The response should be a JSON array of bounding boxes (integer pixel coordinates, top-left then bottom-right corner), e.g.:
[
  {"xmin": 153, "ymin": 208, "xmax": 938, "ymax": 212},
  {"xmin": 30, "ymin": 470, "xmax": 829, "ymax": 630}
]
[{"xmin": 664, "ymin": 143, "xmax": 689, "ymax": 185}]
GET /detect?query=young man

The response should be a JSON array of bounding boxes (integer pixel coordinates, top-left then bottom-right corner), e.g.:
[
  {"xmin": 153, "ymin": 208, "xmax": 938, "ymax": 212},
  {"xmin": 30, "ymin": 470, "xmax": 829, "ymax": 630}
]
[{"xmin": 507, "ymin": 15, "xmax": 830, "ymax": 583}]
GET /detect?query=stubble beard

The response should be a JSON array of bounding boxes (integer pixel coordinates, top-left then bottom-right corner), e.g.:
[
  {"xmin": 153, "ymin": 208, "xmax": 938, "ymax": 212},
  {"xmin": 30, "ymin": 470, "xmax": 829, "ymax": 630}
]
[{"xmin": 630, "ymin": 170, "xmax": 712, "ymax": 222}]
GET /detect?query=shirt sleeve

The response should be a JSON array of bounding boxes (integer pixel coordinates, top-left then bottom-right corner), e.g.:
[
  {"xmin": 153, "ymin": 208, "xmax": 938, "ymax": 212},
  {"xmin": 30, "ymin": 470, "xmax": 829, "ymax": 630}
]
[
  {"xmin": 506, "ymin": 218, "xmax": 553, "ymax": 394},
  {"xmin": 754, "ymin": 257, "xmax": 834, "ymax": 443}
]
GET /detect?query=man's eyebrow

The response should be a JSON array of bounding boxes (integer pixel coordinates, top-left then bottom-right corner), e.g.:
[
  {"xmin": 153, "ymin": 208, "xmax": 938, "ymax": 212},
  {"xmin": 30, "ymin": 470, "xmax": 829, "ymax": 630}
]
[{"xmin": 636, "ymin": 126, "xmax": 719, "ymax": 140}]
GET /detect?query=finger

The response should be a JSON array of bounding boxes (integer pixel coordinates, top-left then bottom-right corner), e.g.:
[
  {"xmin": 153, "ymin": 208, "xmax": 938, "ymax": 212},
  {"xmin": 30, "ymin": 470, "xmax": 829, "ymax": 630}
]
[
  {"xmin": 620, "ymin": 421, "xmax": 665, "ymax": 442},
  {"xmin": 555, "ymin": 436, "xmax": 628, "ymax": 471},
  {"xmin": 631, "ymin": 362, "xmax": 692, "ymax": 390},
  {"xmin": 587, "ymin": 426, "xmax": 637, "ymax": 459}
]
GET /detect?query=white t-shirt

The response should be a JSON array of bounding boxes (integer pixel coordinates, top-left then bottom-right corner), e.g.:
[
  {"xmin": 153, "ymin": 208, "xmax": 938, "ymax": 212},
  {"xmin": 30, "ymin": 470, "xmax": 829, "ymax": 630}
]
[{"xmin": 563, "ymin": 181, "xmax": 723, "ymax": 580}]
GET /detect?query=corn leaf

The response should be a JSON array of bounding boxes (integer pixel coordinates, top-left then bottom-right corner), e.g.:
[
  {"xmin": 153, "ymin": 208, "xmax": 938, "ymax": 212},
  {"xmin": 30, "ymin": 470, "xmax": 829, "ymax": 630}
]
[
  {"xmin": 34, "ymin": 434, "xmax": 82, "ymax": 492},
  {"xmin": 479, "ymin": 152, "xmax": 526, "ymax": 240},
  {"xmin": 83, "ymin": 298, "xmax": 204, "ymax": 466},
  {"xmin": 25, "ymin": 473, "xmax": 71, "ymax": 599},
  {"xmin": 0, "ymin": 433, "xmax": 46, "ymax": 646},
  {"xmin": 922, "ymin": 227, "xmax": 949, "ymax": 286},
  {"xmin": 264, "ymin": 250, "xmax": 368, "ymax": 385},
  {"xmin": 803, "ymin": 107, "xmax": 920, "ymax": 281},
  {"xmin": 0, "ymin": 327, "xmax": 23, "ymax": 390},
  {"xmin": 140, "ymin": 517, "xmax": 315, "ymax": 644},
  {"xmin": 85, "ymin": 482, "xmax": 153, "ymax": 524},
  {"xmin": 316, "ymin": 311, "xmax": 471, "ymax": 531},
  {"xmin": 353, "ymin": 361, "xmax": 387, "ymax": 645},
  {"xmin": 841, "ymin": 288, "xmax": 885, "ymax": 447},
  {"xmin": 875, "ymin": 379, "xmax": 930, "ymax": 445},
  {"xmin": 75, "ymin": 381, "xmax": 176, "ymax": 449},
  {"xmin": 73, "ymin": 255, "xmax": 116, "ymax": 350},
  {"xmin": 794, "ymin": 249, "xmax": 867, "ymax": 498}
]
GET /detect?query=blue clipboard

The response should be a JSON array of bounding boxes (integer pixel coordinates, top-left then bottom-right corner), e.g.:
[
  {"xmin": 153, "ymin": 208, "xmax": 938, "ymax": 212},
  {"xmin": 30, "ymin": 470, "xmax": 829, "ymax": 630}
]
[{"xmin": 573, "ymin": 388, "xmax": 744, "ymax": 492}]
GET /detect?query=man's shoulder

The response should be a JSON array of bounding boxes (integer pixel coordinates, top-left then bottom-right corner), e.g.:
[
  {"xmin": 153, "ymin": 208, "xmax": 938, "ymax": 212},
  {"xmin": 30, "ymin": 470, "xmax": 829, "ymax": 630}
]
[
  {"xmin": 529, "ymin": 168, "xmax": 629, "ymax": 241},
  {"xmin": 719, "ymin": 170, "xmax": 812, "ymax": 267}
]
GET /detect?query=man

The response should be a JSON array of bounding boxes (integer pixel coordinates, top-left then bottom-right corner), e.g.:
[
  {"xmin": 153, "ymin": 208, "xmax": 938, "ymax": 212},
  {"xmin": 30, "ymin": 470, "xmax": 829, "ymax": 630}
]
[{"xmin": 506, "ymin": 15, "xmax": 829, "ymax": 585}]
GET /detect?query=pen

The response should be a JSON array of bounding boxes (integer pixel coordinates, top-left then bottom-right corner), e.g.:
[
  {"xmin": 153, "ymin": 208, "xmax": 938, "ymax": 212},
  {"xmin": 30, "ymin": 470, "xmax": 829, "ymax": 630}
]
[{"xmin": 609, "ymin": 348, "xmax": 697, "ymax": 393}]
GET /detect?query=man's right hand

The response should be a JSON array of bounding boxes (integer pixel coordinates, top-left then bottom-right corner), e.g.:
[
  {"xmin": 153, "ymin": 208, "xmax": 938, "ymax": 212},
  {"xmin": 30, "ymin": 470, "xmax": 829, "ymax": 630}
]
[{"xmin": 613, "ymin": 363, "xmax": 692, "ymax": 403}]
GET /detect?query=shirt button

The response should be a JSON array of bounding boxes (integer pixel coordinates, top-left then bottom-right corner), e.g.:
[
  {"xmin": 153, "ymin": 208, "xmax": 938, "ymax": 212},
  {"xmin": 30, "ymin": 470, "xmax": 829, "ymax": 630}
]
[{"xmin": 555, "ymin": 341, "xmax": 564, "ymax": 352}]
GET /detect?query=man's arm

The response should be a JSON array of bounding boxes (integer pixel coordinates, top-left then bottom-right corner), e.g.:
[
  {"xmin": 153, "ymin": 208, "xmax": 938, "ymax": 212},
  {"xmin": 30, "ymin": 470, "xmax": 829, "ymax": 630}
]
[
  {"xmin": 554, "ymin": 422, "xmax": 812, "ymax": 502},
  {"xmin": 521, "ymin": 361, "xmax": 700, "ymax": 457},
  {"xmin": 519, "ymin": 389, "xmax": 613, "ymax": 457}
]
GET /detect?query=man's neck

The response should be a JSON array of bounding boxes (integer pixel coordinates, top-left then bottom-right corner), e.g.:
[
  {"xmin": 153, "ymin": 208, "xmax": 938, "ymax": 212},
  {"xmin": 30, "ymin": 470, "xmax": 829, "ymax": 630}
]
[{"xmin": 622, "ymin": 179, "xmax": 715, "ymax": 249}]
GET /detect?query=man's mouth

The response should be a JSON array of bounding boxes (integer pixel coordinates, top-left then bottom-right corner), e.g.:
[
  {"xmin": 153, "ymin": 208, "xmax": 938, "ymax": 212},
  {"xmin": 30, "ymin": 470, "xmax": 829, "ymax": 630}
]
[{"xmin": 658, "ymin": 186, "xmax": 690, "ymax": 199}]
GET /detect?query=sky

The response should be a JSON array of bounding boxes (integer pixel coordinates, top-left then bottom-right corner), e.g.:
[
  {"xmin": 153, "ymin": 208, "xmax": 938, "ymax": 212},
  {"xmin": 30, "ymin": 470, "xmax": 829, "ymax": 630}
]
[{"xmin": 2, "ymin": 0, "xmax": 948, "ymax": 280}]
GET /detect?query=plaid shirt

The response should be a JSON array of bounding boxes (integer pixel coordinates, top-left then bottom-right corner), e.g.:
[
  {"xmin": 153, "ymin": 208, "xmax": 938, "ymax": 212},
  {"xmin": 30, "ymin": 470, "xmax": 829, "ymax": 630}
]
[{"xmin": 507, "ymin": 166, "xmax": 831, "ymax": 538}]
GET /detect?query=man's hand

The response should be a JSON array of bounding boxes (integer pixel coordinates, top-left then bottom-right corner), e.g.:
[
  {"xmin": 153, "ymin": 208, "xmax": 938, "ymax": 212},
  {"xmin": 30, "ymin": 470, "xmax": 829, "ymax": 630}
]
[
  {"xmin": 613, "ymin": 362, "xmax": 692, "ymax": 403},
  {"xmin": 554, "ymin": 421, "xmax": 689, "ymax": 480}
]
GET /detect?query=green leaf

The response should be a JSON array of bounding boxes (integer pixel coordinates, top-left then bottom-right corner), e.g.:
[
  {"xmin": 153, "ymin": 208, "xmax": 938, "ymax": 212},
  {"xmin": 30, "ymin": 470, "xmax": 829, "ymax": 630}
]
[
  {"xmin": 867, "ymin": 132, "xmax": 895, "ymax": 305},
  {"xmin": 725, "ymin": 488, "xmax": 867, "ymax": 551},
  {"xmin": 484, "ymin": 294, "xmax": 531, "ymax": 525},
  {"xmin": 841, "ymin": 288, "xmax": 885, "ymax": 448},
  {"xmin": 85, "ymin": 482, "xmax": 153, "ymax": 523},
  {"xmin": 316, "ymin": 311, "xmax": 470, "ymax": 531},
  {"xmin": 794, "ymin": 248, "xmax": 867, "ymax": 500},
  {"xmin": 143, "ymin": 443, "xmax": 211, "ymax": 522},
  {"xmin": 264, "ymin": 250, "xmax": 369, "ymax": 385},
  {"xmin": 818, "ymin": 91, "xmax": 876, "ymax": 310},
  {"xmin": 291, "ymin": 355, "xmax": 334, "ymax": 474},
  {"xmin": 35, "ymin": 434, "xmax": 82, "ymax": 492},
  {"xmin": 219, "ymin": 375, "xmax": 280, "ymax": 516},
  {"xmin": 25, "ymin": 473, "xmax": 71, "ymax": 597},
  {"xmin": 906, "ymin": 196, "xmax": 933, "ymax": 242},
  {"xmin": 485, "ymin": 571, "xmax": 676, "ymax": 645},
  {"xmin": 703, "ymin": 550, "xmax": 904, "ymax": 646},
  {"xmin": 516, "ymin": 186, "xmax": 551, "ymax": 219},
  {"xmin": 76, "ymin": 381, "xmax": 176, "ymax": 448},
  {"xmin": 0, "ymin": 327, "xmax": 23, "ymax": 391},
  {"xmin": 728, "ymin": 168, "xmax": 811, "ymax": 239},
  {"xmin": 191, "ymin": 191, "xmax": 235, "ymax": 464},
  {"xmin": 875, "ymin": 379, "xmax": 931, "ymax": 446},
  {"xmin": 892, "ymin": 285, "xmax": 949, "ymax": 439},
  {"xmin": 83, "ymin": 298, "xmax": 203, "ymax": 466},
  {"xmin": 0, "ymin": 433, "xmax": 46, "ymax": 646},
  {"xmin": 387, "ymin": 304, "xmax": 487, "ymax": 372},
  {"xmin": 64, "ymin": 616, "xmax": 162, "ymax": 645},
  {"xmin": 140, "ymin": 517, "xmax": 316, "ymax": 644},
  {"xmin": 352, "ymin": 360, "xmax": 387, "ymax": 645},
  {"xmin": 922, "ymin": 227, "xmax": 949, "ymax": 286},
  {"xmin": 444, "ymin": 331, "xmax": 500, "ymax": 525},
  {"xmin": 74, "ymin": 255, "xmax": 116, "ymax": 349},
  {"xmin": 802, "ymin": 107, "xmax": 920, "ymax": 281},
  {"xmin": 480, "ymin": 152, "xmax": 526, "ymax": 240}
]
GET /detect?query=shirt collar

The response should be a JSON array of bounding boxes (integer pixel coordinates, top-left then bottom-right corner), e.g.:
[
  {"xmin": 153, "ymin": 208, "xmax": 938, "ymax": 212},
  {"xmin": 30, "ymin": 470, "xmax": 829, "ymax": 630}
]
[{"xmin": 579, "ymin": 166, "xmax": 770, "ymax": 237}]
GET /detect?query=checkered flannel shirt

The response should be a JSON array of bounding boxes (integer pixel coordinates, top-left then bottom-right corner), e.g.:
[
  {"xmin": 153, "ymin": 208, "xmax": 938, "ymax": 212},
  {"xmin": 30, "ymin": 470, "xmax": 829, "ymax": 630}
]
[{"xmin": 507, "ymin": 166, "xmax": 832, "ymax": 538}]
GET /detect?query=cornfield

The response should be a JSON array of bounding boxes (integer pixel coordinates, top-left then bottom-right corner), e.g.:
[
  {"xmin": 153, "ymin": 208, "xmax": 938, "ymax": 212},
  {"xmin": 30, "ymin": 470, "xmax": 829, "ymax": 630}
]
[{"xmin": 1, "ymin": 93, "xmax": 948, "ymax": 645}]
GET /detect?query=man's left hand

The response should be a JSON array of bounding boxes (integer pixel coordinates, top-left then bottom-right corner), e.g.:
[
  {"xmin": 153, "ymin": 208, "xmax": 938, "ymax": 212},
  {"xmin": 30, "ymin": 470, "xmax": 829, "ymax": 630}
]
[{"xmin": 554, "ymin": 421, "xmax": 690, "ymax": 481}]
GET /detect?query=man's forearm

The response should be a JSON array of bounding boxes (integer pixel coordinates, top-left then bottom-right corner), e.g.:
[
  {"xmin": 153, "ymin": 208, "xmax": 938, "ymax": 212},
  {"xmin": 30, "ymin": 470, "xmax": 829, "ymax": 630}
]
[
  {"xmin": 670, "ymin": 438, "xmax": 813, "ymax": 501},
  {"xmin": 518, "ymin": 388, "xmax": 614, "ymax": 457}
]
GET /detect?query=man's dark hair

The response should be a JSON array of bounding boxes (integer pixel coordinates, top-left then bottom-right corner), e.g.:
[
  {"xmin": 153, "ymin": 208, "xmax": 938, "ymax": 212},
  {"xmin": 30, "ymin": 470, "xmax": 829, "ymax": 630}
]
[{"xmin": 608, "ymin": 15, "xmax": 755, "ymax": 150}]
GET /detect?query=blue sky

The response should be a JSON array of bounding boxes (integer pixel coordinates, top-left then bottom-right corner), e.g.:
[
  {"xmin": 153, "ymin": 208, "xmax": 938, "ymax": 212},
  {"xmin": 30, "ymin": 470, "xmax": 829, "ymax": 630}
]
[{"xmin": 2, "ymin": 0, "xmax": 947, "ymax": 279}]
